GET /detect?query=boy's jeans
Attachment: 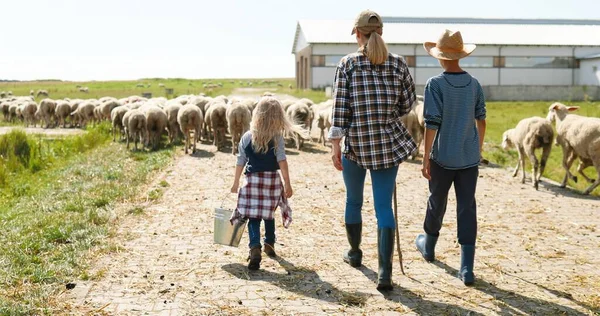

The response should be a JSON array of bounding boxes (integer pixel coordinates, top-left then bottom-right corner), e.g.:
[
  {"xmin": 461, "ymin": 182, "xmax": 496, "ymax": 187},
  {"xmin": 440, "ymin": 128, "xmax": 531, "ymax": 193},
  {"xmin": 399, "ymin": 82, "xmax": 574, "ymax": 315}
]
[
  {"xmin": 342, "ymin": 156, "xmax": 398, "ymax": 229},
  {"xmin": 248, "ymin": 219, "xmax": 275, "ymax": 249},
  {"xmin": 425, "ymin": 160, "xmax": 478, "ymax": 245}
]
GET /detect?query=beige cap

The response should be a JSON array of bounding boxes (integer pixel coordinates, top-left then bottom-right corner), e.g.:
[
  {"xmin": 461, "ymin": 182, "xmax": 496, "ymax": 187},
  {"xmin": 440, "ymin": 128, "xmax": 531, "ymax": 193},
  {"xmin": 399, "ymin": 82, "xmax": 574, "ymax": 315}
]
[
  {"xmin": 351, "ymin": 10, "xmax": 383, "ymax": 35},
  {"xmin": 423, "ymin": 29, "xmax": 476, "ymax": 60}
]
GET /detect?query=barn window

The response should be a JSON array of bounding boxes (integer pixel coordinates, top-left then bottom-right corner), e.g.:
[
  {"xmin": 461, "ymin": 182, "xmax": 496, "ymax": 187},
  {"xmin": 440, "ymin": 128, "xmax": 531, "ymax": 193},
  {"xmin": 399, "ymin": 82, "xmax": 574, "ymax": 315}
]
[
  {"xmin": 493, "ymin": 56, "xmax": 505, "ymax": 68},
  {"xmin": 416, "ymin": 56, "xmax": 494, "ymax": 68},
  {"xmin": 404, "ymin": 56, "xmax": 416, "ymax": 67},
  {"xmin": 311, "ymin": 55, "xmax": 325, "ymax": 67},
  {"xmin": 504, "ymin": 57, "xmax": 576, "ymax": 68},
  {"xmin": 325, "ymin": 55, "xmax": 346, "ymax": 67}
]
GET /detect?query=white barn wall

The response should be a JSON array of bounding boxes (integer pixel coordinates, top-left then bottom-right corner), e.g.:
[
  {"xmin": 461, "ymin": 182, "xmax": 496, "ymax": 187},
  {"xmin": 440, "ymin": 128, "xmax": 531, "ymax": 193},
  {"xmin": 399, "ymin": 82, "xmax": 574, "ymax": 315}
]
[
  {"xmin": 501, "ymin": 46, "xmax": 573, "ymax": 56},
  {"xmin": 579, "ymin": 59, "xmax": 600, "ymax": 86},
  {"xmin": 500, "ymin": 69, "xmax": 574, "ymax": 85}
]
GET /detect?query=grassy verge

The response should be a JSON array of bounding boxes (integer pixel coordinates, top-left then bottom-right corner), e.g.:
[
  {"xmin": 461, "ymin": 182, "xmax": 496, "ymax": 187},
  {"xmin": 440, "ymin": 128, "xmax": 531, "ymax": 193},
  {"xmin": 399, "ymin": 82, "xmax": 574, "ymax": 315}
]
[
  {"xmin": 482, "ymin": 101, "xmax": 600, "ymax": 195},
  {"xmin": 0, "ymin": 125, "xmax": 176, "ymax": 314}
]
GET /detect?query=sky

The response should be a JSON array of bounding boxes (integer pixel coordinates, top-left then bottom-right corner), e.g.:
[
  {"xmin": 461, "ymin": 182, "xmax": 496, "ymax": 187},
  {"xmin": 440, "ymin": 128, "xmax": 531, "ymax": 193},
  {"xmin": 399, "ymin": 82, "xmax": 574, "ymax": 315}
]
[{"xmin": 1, "ymin": 0, "xmax": 599, "ymax": 81}]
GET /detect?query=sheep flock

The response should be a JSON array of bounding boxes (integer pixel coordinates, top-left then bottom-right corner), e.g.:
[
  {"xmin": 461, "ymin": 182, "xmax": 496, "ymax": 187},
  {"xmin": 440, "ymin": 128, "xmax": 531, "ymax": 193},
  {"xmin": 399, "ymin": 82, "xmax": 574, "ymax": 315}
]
[{"xmin": 1, "ymin": 93, "xmax": 598, "ymax": 195}]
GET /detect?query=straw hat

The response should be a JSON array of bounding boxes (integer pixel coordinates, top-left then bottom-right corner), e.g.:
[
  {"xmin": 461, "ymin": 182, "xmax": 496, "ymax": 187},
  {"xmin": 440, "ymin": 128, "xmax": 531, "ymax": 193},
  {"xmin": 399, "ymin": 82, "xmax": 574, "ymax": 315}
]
[
  {"xmin": 424, "ymin": 29, "xmax": 476, "ymax": 60},
  {"xmin": 351, "ymin": 10, "xmax": 383, "ymax": 35}
]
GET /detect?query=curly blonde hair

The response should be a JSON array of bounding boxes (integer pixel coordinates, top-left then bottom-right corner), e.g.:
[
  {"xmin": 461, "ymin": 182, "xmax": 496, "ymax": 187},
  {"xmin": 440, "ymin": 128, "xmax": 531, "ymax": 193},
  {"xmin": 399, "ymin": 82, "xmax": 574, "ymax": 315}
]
[{"xmin": 251, "ymin": 97, "xmax": 308, "ymax": 154}]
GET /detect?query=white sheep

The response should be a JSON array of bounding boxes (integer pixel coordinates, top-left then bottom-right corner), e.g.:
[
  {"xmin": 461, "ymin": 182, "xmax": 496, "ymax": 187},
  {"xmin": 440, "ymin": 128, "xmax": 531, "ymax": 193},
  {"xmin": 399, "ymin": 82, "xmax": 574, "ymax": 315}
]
[
  {"xmin": 164, "ymin": 103, "xmax": 182, "ymax": 144},
  {"xmin": 226, "ymin": 100, "xmax": 252, "ymax": 154},
  {"xmin": 100, "ymin": 100, "xmax": 122, "ymax": 121},
  {"xmin": 158, "ymin": 83, "xmax": 165, "ymax": 88},
  {"xmin": 547, "ymin": 102, "xmax": 600, "ymax": 195},
  {"xmin": 8, "ymin": 103, "xmax": 19, "ymax": 122},
  {"xmin": 21, "ymin": 101, "xmax": 38, "ymax": 127},
  {"xmin": 111, "ymin": 106, "xmax": 129, "ymax": 142},
  {"xmin": 36, "ymin": 98, "xmax": 57, "ymax": 128},
  {"xmin": 206, "ymin": 101, "xmax": 228, "ymax": 150},
  {"xmin": 71, "ymin": 101, "xmax": 95, "ymax": 127},
  {"xmin": 317, "ymin": 104, "xmax": 333, "ymax": 146},
  {"xmin": 79, "ymin": 87, "xmax": 89, "ymax": 93},
  {"xmin": 36, "ymin": 90, "xmax": 49, "ymax": 98},
  {"xmin": 286, "ymin": 101, "xmax": 311, "ymax": 150},
  {"xmin": 501, "ymin": 117, "xmax": 554, "ymax": 190},
  {"xmin": 400, "ymin": 105, "xmax": 423, "ymax": 160},
  {"xmin": 177, "ymin": 104, "xmax": 204, "ymax": 154},
  {"xmin": 55, "ymin": 100, "xmax": 72, "ymax": 128},
  {"xmin": 1, "ymin": 101, "xmax": 11, "ymax": 121},
  {"xmin": 143, "ymin": 106, "xmax": 168, "ymax": 150},
  {"xmin": 124, "ymin": 109, "xmax": 146, "ymax": 150},
  {"xmin": 30, "ymin": 90, "xmax": 34, "ymax": 96}
]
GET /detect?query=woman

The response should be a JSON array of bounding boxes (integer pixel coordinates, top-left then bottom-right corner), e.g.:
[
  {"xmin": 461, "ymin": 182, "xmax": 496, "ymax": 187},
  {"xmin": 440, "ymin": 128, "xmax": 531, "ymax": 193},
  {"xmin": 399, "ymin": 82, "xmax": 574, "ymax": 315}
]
[{"xmin": 329, "ymin": 10, "xmax": 416, "ymax": 291}]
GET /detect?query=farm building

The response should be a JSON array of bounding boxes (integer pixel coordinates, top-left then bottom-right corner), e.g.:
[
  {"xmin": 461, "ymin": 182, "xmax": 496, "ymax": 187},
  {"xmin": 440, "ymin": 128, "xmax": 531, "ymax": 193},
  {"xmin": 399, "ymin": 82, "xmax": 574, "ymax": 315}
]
[{"xmin": 292, "ymin": 17, "xmax": 600, "ymax": 100}]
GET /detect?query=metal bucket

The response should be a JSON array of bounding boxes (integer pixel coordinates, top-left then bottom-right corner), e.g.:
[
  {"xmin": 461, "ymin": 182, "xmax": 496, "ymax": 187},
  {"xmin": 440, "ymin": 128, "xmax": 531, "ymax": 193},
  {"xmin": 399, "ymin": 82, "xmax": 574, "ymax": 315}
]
[{"xmin": 214, "ymin": 208, "xmax": 246, "ymax": 247}]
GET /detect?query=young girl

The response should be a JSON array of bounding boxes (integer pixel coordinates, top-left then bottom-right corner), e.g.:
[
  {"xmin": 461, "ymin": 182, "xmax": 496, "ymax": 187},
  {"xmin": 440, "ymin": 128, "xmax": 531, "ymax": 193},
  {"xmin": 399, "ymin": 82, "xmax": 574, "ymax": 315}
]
[{"xmin": 230, "ymin": 96, "xmax": 305, "ymax": 270}]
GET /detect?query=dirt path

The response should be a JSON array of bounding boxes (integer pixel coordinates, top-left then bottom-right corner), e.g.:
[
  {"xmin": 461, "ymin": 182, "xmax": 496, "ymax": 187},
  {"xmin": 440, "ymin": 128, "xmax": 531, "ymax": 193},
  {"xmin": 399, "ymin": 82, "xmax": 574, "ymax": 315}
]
[
  {"xmin": 0, "ymin": 126, "xmax": 85, "ymax": 136},
  {"xmin": 63, "ymin": 138, "xmax": 599, "ymax": 315}
]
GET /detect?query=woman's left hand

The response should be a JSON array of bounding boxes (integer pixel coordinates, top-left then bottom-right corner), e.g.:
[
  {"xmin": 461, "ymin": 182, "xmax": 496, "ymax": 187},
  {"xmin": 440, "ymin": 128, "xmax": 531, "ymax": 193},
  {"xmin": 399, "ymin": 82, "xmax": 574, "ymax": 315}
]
[
  {"xmin": 230, "ymin": 184, "xmax": 239, "ymax": 194},
  {"xmin": 331, "ymin": 142, "xmax": 343, "ymax": 171}
]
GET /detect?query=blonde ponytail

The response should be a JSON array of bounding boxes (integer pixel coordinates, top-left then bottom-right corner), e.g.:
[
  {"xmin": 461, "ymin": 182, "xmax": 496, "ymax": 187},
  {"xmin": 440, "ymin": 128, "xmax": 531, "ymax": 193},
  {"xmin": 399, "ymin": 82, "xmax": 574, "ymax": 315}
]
[{"xmin": 365, "ymin": 31, "xmax": 388, "ymax": 65}]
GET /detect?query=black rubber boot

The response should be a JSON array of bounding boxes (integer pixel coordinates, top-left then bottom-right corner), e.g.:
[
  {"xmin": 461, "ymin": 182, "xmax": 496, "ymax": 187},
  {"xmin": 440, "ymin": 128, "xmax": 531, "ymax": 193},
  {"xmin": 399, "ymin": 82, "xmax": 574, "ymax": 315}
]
[
  {"xmin": 415, "ymin": 233, "xmax": 438, "ymax": 262},
  {"xmin": 376, "ymin": 228, "xmax": 395, "ymax": 291},
  {"xmin": 343, "ymin": 223, "xmax": 363, "ymax": 267},
  {"xmin": 459, "ymin": 244, "xmax": 475, "ymax": 286}
]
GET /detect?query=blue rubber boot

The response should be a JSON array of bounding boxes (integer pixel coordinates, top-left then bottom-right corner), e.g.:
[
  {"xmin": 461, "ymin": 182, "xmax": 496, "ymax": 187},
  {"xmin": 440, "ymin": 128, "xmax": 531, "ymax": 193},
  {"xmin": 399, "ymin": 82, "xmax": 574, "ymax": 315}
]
[
  {"xmin": 459, "ymin": 245, "xmax": 475, "ymax": 286},
  {"xmin": 415, "ymin": 233, "xmax": 438, "ymax": 262}
]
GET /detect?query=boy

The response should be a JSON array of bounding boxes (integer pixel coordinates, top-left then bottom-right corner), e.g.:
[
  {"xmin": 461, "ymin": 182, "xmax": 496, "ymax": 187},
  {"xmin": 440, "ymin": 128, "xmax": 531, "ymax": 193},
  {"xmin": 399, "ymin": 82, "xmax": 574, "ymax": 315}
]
[{"xmin": 415, "ymin": 29, "xmax": 486, "ymax": 286}]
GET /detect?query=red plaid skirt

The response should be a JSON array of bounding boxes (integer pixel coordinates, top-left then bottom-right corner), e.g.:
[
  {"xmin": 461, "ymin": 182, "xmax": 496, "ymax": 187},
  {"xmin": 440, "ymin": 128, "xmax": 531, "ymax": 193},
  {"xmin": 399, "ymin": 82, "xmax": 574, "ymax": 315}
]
[{"xmin": 230, "ymin": 171, "xmax": 292, "ymax": 228}]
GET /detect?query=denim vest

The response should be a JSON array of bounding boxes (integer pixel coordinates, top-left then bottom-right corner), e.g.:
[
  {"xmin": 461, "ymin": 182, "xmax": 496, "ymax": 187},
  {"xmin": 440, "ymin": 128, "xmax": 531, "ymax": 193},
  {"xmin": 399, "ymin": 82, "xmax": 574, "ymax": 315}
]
[{"xmin": 244, "ymin": 140, "xmax": 279, "ymax": 174}]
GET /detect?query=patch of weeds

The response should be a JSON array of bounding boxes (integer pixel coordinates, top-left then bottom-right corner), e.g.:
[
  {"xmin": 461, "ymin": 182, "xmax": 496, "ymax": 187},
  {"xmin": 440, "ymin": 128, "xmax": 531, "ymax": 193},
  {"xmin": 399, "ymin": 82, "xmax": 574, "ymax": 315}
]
[
  {"xmin": 147, "ymin": 188, "xmax": 163, "ymax": 201},
  {"xmin": 159, "ymin": 180, "xmax": 169, "ymax": 188},
  {"xmin": 128, "ymin": 207, "xmax": 145, "ymax": 215}
]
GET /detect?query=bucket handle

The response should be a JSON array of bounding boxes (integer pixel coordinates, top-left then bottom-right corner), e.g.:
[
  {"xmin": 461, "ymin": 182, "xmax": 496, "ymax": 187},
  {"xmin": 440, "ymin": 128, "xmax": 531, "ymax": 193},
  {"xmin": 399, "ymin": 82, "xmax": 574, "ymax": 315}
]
[{"xmin": 220, "ymin": 192, "xmax": 235, "ymax": 209}]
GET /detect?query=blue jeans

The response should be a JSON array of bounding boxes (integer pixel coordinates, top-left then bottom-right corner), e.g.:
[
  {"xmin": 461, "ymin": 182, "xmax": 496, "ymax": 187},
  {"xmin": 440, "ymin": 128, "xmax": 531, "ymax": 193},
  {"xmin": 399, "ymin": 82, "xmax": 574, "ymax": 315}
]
[
  {"xmin": 424, "ymin": 160, "xmax": 478, "ymax": 245},
  {"xmin": 342, "ymin": 156, "xmax": 399, "ymax": 228},
  {"xmin": 248, "ymin": 219, "xmax": 275, "ymax": 249}
]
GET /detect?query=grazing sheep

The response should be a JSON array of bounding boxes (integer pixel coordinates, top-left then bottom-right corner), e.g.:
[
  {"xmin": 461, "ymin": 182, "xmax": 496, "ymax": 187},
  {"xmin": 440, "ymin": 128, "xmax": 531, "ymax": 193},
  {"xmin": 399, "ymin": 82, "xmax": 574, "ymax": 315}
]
[
  {"xmin": 21, "ymin": 101, "xmax": 38, "ymax": 127},
  {"xmin": 30, "ymin": 90, "xmax": 34, "ymax": 96},
  {"xmin": 36, "ymin": 98, "xmax": 57, "ymax": 128},
  {"xmin": 7, "ymin": 91, "xmax": 13, "ymax": 96},
  {"xmin": 288, "ymin": 84, "xmax": 293, "ymax": 90},
  {"xmin": 158, "ymin": 83, "xmax": 165, "ymax": 88},
  {"xmin": 124, "ymin": 110, "xmax": 147, "ymax": 150},
  {"xmin": 36, "ymin": 90, "xmax": 49, "ymax": 98},
  {"xmin": 0, "ymin": 92, "xmax": 6, "ymax": 98},
  {"xmin": 226, "ymin": 101, "xmax": 252, "ymax": 154},
  {"xmin": 8, "ymin": 103, "xmax": 18, "ymax": 122},
  {"xmin": 111, "ymin": 106, "xmax": 129, "ymax": 142},
  {"xmin": 136, "ymin": 83, "xmax": 144, "ymax": 88},
  {"xmin": 164, "ymin": 103, "xmax": 182, "ymax": 144},
  {"xmin": 501, "ymin": 117, "xmax": 554, "ymax": 190},
  {"xmin": 144, "ymin": 107, "xmax": 168, "ymax": 150},
  {"xmin": 547, "ymin": 102, "xmax": 600, "ymax": 195},
  {"xmin": 286, "ymin": 101, "xmax": 311, "ymax": 150},
  {"xmin": 177, "ymin": 104, "xmax": 204, "ymax": 154},
  {"xmin": 1, "ymin": 101, "xmax": 11, "ymax": 120},
  {"xmin": 400, "ymin": 105, "xmax": 423, "ymax": 160},
  {"xmin": 55, "ymin": 100, "xmax": 72, "ymax": 128},
  {"xmin": 206, "ymin": 101, "xmax": 228, "ymax": 150},
  {"xmin": 281, "ymin": 99, "xmax": 296, "ymax": 112}
]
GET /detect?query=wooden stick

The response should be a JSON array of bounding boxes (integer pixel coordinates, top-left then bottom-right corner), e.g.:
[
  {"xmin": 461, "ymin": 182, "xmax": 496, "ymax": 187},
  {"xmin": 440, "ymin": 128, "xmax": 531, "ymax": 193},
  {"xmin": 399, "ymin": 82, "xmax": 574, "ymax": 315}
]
[{"xmin": 393, "ymin": 184, "xmax": 405, "ymax": 275}]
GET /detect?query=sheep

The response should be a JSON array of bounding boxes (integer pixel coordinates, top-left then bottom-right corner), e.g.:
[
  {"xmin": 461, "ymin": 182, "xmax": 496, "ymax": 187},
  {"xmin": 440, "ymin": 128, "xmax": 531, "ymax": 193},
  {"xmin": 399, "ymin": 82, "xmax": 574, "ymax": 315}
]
[
  {"xmin": 177, "ymin": 104, "xmax": 204, "ymax": 154},
  {"xmin": 206, "ymin": 101, "xmax": 227, "ymax": 150},
  {"xmin": 7, "ymin": 91, "xmax": 13, "ymax": 96},
  {"xmin": 400, "ymin": 106, "xmax": 423, "ymax": 160},
  {"xmin": 100, "ymin": 100, "xmax": 122, "ymax": 121},
  {"xmin": 288, "ymin": 84, "xmax": 293, "ymax": 90},
  {"xmin": 136, "ymin": 83, "xmax": 144, "ymax": 88},
  {"xmin": 111, "ymin": 106, "xmax": 129, "ymax": 142},
  {"xmin": 124, "ymin": 110, "xmax": 146, "ymax": 150},
  {"xmin": 158, "ymin": 83, "xmax": 165, "ymax": 88},
  {"xmin": 0, "ymin": 92, "xmax": 5, "ymax": 98},
  {"xmin": 501, "ymin": 117, "xmax": 554, "ymax": 190},
  {"xmin": 36, "ymin": 98, "xmax": 57, "ymax": 128},
  {"xmin": 281, "ymin": 99, "xmax": 296, "ymax": 112},
  {"xmin": 317, "ymin": 105, "xmax": 333, "ymax": 145},
  {"xmin": 72, "ymin": 101, "xmax": 95, "ymax": 128},
  {"xmin": 226, "ymin": 101, "xmax": 252, "ymax": 154},
  {"xmin": 36, "ymin": 90, "xmax": 49, "ymax": 98},
  {"xmin": 21, "ymin": 101, "xmax": 38, "ymax": 127},
  {"xmin": 546, "ymin": 102, "xmax": 600, "ymax": 195},
  {"xmin": 143, "ymin": 107, "xmax": 168, "ymax": 150},
  {"xmin": 8, "ymin": 103, "xmax": 18, "ymax": 122},
  {"xmin": 286, "ymin": 101, "xmax": 311, "ymax": 150},
  {"xmin": 1, "ymin": 101, "xmax": 11, "ymax": 121},
  {"xmin": 164, "ymin": 103, "xmax": 182, "ymax": 144},
  {"xmin": 30, "ymin": 90, "xmax": 34, "ymax": 96},
  {"xmin": 55, "ymin": 100, "xmax": 72, "ymax": 128}
]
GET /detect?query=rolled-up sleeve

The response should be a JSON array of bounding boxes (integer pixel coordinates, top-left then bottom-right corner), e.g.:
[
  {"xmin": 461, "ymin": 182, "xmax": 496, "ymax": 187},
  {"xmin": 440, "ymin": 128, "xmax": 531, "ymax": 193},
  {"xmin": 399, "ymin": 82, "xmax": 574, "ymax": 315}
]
[
  {"xmin": 423, "ymin": 79, "xmax": 443, "ymax": 130},
  {"xmin": 397, "ymin": 61, "xmax": 416, "ymax": 116},
  {"xmin": 475, "ymin": 82, "xmax": 487, "ymax": 120},
  {"xmin": 328, "ymin": 60, "xmax": 351, "ymax": 140},
  {"xmin": 274, "ymin": 134, "xmax": 286, "ymax": 162}
]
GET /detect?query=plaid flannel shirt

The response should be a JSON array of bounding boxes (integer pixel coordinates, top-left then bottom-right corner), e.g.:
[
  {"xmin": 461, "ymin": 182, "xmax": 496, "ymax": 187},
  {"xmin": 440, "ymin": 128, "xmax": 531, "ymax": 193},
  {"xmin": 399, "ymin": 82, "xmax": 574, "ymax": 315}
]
[{"xmin": 329, "ymin": 52, "xmax": 417, "ymax": 170}]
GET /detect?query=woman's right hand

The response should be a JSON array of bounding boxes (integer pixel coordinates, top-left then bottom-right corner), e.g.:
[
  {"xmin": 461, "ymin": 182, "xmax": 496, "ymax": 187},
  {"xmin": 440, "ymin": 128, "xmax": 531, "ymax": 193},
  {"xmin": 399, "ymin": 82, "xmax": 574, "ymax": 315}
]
[
  {"xmin": 230, "ymin": 184, "xmax": 239, "ymax": 194},
  {"xmin": 331, "ymin": 142, "xmax": 343, "ymax": 171}
]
